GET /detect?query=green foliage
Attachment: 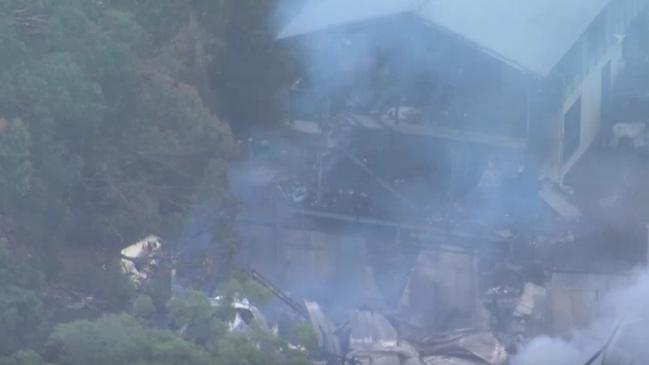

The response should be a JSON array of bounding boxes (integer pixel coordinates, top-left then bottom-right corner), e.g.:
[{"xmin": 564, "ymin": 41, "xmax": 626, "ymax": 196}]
[
  {"xmin": 58, "ymin": 259, "xmax": 134, "ymax": 311},
  {"xmin": 165, "ymin": 290, "xmax": 229, "ymax": 346},
  {"xmin": 284, "ymin": 349, "xmax": 313, "ymax": 365},
  {"xmin": 222, "ymin": 275, "xmax": 273, "ymax": 306},
  {"xmin": 0, "ymin": 118, "xmax": 31, "ymax": 203},
  {"xmin": 103, "ymin": 0, "xmax": 192, "ymax": 45},
  {"xmin": 0, "ymin": 21, "xmax": 25, "ymax": 71},
  {"xmin": 0, "ymin": 1, "xmax": 308, "ymax": 363},
  {"xmin": 214, "ymin": 329, "xmax": 312, "ymax": 365},
  {"xmin": 48, "ymin": 314, "xmax": 213, "ymax": 365},
  {"xmin": 131, "ymin": 295, "xmax": 155, "ymax": 321},
  {"xmin": 46, "ymin": 312, "xmax": 313, "ymax": 365},
  {"xmin": 0, "ymin": 241, "xmax": 44, "ymax": 356},
  {"xmin": 0, "ymin": 287, "xmax": 44, "ymax": 356},
  {"xmin": 287, "ymin": 323, "xmax": 319, "ymax": 354},
  {"xmin": 0, "ymin": 0, "xmax": 235, "ymax": 249},
  {"xmin": 0, "ymin": 350, "xmax": 50, "ymax": 365},
  {"xmin": 214, "ymin": 332, "xmax": 268, "ymax": 365},
  {"xmin": 219, "ymin": 0, "xmax": 293, "ymax": 126}
]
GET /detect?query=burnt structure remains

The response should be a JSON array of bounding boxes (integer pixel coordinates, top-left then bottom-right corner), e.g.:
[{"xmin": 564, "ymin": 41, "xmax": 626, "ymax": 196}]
[{"xmin": 227, "ymin": 1, "xmax": 649, "ymax": 364}]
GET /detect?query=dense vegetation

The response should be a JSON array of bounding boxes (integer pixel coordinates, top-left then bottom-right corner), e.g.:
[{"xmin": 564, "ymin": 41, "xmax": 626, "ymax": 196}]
[
  {"xmin": 0, "ymin": 0, "xmax": 243, "ymax": 250},
  {"xmin": 0, "ymin": 0, "xmax": 303, "ymax": 363}
]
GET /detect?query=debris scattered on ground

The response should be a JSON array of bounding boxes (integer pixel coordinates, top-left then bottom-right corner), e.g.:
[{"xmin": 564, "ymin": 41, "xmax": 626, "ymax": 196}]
[
  {"xmin": 412, "ymin": 330, "xmax": 507, "ymax": 365},
  {"xmin": 514, "ymin": 283, "xmax": 547, "ymax": 319},
  {"xmin": 305, "ymin": 300, "xmax": 342, "ymax": 358},
  {"xmin": 120, "ymin": 235, "xmax": 164, "ymax": 288},
  {"xmin": 209, "ymin": 295, "xmax": 274, "ymax": 333}
]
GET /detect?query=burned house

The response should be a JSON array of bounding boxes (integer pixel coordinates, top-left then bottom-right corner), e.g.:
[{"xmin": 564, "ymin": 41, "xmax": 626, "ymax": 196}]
[
  {"xmin": 277, "ymin": 0, "xmax": 649, "ymax": 217},
  {"xmin": 229, "ymin": 0, "xmax": 649, "ymax": 349}
]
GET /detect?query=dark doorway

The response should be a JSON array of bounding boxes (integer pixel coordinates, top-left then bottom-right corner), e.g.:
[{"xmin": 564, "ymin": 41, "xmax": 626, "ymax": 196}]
[{"xmin": 563, "ymin": 97, "xmax": 582, "ymax": 161}]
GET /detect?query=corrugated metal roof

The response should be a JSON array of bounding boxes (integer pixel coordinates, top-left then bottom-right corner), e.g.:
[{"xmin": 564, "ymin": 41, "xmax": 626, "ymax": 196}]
[{"xmin": 277, "ymin": 0, "xmax": 613, "ymax": 76}]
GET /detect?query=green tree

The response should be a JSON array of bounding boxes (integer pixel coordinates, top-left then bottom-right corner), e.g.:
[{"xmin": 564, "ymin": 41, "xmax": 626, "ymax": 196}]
[
  {"xmin": 0, "ymin": 1, "xmax": 311, "ymax": 362},
  {"xmin": 131, "ymin": 295, "xmax": 156, "ymax": 321},
  {"xmin": 0, "ymin": 0, "xmax": 236, "ymax": 252},
  {"xmin": 0, "ymin": 350, "xmax": 51, "ymax": 365},
  {"xmin": 48, "ymin": 314, "xmax": 213, "ymax": 365},
  {"xmin": 218, "ymin": 0, "xmax": 293, "ymax": 129},
  {"xmin": 214, "ymin": 328, "xmax": 312, "ymax": 365},
  {"xmin": 166, "ymin": 290, "xmax": 230, "ymax": 346},
  {"xmin": 0, "ymin": 241, "xmax": 44, "ymax": 355},
  {"xmin": 287, "ymin": 323, "xmax": 319, "ymax": 354},
  {"xmin": 0, "ymin": 118, "xmax": 31, "ymax": 207}
]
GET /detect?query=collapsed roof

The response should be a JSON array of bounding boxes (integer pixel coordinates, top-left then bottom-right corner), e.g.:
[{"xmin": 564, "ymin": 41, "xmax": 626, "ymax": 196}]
[{"xmin": 276, "ymin": 0, "xmax": 612, "ymax": 76}]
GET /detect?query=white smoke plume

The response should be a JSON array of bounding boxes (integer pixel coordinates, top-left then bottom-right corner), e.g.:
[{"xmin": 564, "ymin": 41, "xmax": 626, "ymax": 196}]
[{"xmin": 513, "ymin": 269, "xmax": 649, "ymax": 365}]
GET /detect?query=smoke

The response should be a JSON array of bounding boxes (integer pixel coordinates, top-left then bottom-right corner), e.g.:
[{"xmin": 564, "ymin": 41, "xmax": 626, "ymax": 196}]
[
  {"xmin": 513, "ymin": 270, "xmax": 649, "ymax": 365},
  {"xmin": 513, "ymin": 337, "xmax": 583, "ymax": 365},
  {"xmin": 255, "ymin": 0, "xmax": 648, "ymax": 342},
  {"xmin": 271, "ymin": 0, "xmax": 545, "ymax": 231}
]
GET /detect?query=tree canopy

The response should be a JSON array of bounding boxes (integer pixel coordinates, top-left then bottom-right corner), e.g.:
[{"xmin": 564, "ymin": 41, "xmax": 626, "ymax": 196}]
[
  {"xmin": 0, "ymin": 0, "xmax": 238, "ymax": 250},
  {"xmin": 0, "ymin": 0, "xmax": 304, "ymax": 363}
]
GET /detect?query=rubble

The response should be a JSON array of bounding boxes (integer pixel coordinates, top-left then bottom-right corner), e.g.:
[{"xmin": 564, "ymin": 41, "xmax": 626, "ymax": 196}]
[
  {"xmin": 245, "ymin": 5, "xmax": 649, "ymax": 363},
  {"xmin": 120, "ymin": 235, "xmax": 164, "ymax": 288},
  {"xmin": 349, "ymin": 310, "xmax": 399, "ymax": 349},
  {"xmin": 169, "ymin": 234, "xmax": 635, "ymax": 365},
  {"xmin": 352, "ymin": 352, "xmax": 401, "ymax": 365},
  {"xmin": 244, "ymin": 266, "xmax": 512, "ymax": 365},
  {"xmin": 305, "ymin": 300, "xmax": 342, "ymax": 357},
  {"xmin": 411, "ymin": 330, "xmax": 507, "ymax": 365},
  {"xmin": 421, "ymin": 356, "xmax": 491, "ymax": 365},
  {"xmin": 341, "ymin": 312, "xmax": 507, "ymax": 365},
  {"xmin": 225, "ymin": 297, "xmax": 273, "ymax": 333},
  {"xmin": 398, "ymin": 251, "xmax": 438, "ymax": 330},
  {"xmin": 514, "ymin": 283, "xmax": 547, "ymax": 319},
  {"xmin": 346, "ymin": 309, "xmax": 419, "ymax": 365},
  {"xmin": 399, "ymin": 249, "xmax": 478, "ymax": 331},
  {"xmin": 403, "ymin": 358, "xmax": 427, "ymax": 365}
]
